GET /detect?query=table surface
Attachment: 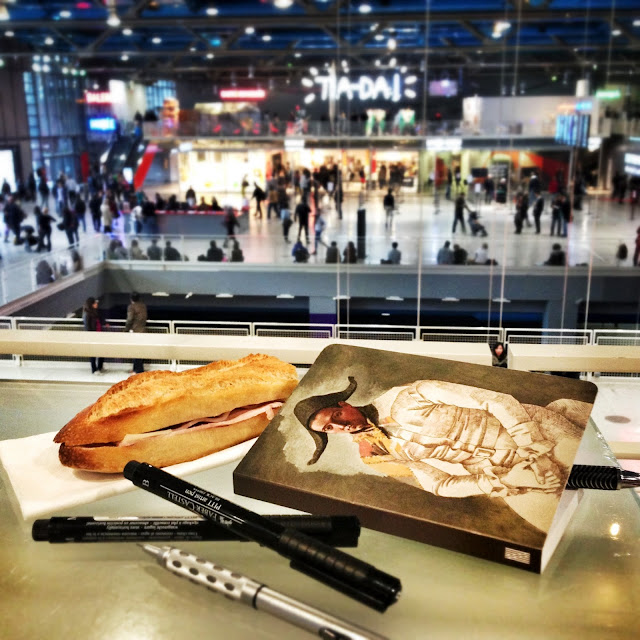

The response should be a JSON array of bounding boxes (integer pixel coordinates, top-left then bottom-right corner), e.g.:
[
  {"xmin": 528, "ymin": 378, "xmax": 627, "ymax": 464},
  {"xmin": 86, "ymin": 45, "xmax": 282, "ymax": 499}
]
[{"xmin": 1, "ymin": 380, "xmax": 639, "ymax": 640}]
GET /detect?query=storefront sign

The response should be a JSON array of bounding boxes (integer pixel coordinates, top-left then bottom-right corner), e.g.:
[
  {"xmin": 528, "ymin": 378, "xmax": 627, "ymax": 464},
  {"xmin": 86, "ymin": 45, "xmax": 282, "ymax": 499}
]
[
  {"xmin": 88, "ymin": 116, "xmax": 117, "ymax": 132},
  {"xmin": 284, "ymin": 138, "xmax": 305, "ymax": 150},
  {"xmin": 304, "ymin": 73, "xmax": 413, "ymax": 103},
  {"xmin": 85, "ymin": 91, "xmax": 113, "ymax": 104},
  {"xmin": 596, "ymin": 89, "xmax": 621, "ymax": 100},
  {"xmin": 219, "ymin": 88, "xmax": 267, "ymax": 101},
  {"xmin": 588, "ymin": 136, "xmax": 602, "ymax": 151},
  {"xmin": 624, "ymin": 152, "xmax": 640, "ymax": 176},
  {"xmin": 426, "ymin": 137, "xmax": 462, "ymax": 152}
]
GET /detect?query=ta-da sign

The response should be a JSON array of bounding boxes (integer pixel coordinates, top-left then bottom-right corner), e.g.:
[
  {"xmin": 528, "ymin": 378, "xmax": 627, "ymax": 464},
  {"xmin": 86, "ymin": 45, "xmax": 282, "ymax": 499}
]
[{"xmin": 303, "ymin": 73, "xmax": 416, "ymax": 103}]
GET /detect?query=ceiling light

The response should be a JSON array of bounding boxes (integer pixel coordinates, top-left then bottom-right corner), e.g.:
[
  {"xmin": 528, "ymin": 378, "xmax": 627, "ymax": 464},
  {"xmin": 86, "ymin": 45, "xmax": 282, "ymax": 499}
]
[
  {"xmin": 206, "ymin": 7, "xmax": 219, "ymax": 16},
  {"xmin": 43, "ymin": 55, "xmax": 51, "ymax": 62},
  {"xmin": 123, "ymin": 28, "xmax": 132, "ymax": 36},
  {"xmin": 152, "ymin": 37, "xmax": 162, "ymax": 44},
  {"xmin": 42, "ymin": 64, "xmax": 51, "ymax": 73},
  {"xmin": 634, "ymin": 19, "xmax": 640, "ymax": 27},
  {"xmin": 32, "ymin": 63, "xmax": 41, "ymax": 72},
  {"xmin": 274, "ymin": 0, "xmax": 294, "ymax": 8},
  {"xmin": 374, "ymin": 34, "xmax": 384, "ymax": 41},
  {"xmin": 400, "ymin": 65, "xmax": 407, "ymax": 73},
  {"xmin": 304, "ymin": 93, "xmax": 315, "ymax": 104},
  {"xmin": 385, "ymin": 296, "xmax": 404, "ymax": 301},
  {"xmin": 262, "ymin": 34, "xmax": 272, "ymax": 42},
  {"xmin": 0, "ymin": 59, "xmax": 4, "ymax": 67},
  {"xmin": 405, "ymin": 88, "xmax": 416, "ymax": 98},
  {"xmin": 44, "ymin": 37, "xmax": 54, "ymax": 45},
  {"xmin": 294, "ymin": 52, "xmax": 301, "ymax": 58},
  {"xmin": 301, "ymin": 77, "xmax": 314, "ymax": 87},
  {"xmin": 59, "ymin": 10, "xmax": 71, "ymax": 19},
  {"xmin": 106, "ymin": 11, "xmax": 121, "ymax": 28},
  {"xmin": 4, "ymin": 30, "xmax": 13, "ymax": 37},
  {"xmin": 375, "ymin": 59, "xmax": 381, "ymax": 67},
  {"xmin": 612, "ymin": 29, "xmax": 622, "ymax": 36},
  {"xmin": 215, "ymin": 293, "xmax": 234, "ymax": 298},
  {"xmin": 359, "ymin": 3, "xmax": 372, "ymax": 13},
  {"xmin": 206, "ymin": 53, "xmax": 214, "ymax": 59},
  {"xmin": 245, "ymin": 26, "xmax": 255, "ymax": 34},
  {"xmin": 121, "ymin": 54, "xmax": 129, "ymax": 61},
  {"xmin": 0, "ymin": 6, "xmax": 9, "ymax": 21},
  {"xmin": 276, "ymin": 294, "xmax": 295, "ymax": 299},
  {"xmin": 389, "ymin": 57, "xmax": 397, "ymax": 67},
  {"xmin": 309, "ymin": 66, "xmax": 318, "ymax": 76},
  {"xmin": 388, "ymin": 38, "xmax": 396, "ymax": 50}
]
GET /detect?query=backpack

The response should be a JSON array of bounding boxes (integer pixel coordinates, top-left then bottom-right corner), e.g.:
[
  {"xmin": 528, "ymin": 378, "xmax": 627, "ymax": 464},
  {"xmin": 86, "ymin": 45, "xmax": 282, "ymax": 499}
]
[{"xmin": 616, "ymin": 243, "xmax": 628, "ymax": 261}]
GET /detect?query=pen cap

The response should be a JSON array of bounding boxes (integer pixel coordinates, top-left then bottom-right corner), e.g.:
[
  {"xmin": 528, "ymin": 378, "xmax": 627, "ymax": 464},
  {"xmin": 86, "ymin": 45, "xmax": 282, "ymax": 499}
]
[
  {"xmin": 280, "ymin": 528, "xmax": 401, "ymax": 612},
  {"xmin": 32, "ymin": 520, "xmax": 50, "ymax": 541}
]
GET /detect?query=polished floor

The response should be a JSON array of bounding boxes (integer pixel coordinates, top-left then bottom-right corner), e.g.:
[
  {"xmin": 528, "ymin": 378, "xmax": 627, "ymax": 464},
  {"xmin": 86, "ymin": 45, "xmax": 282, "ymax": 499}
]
[{"xmin": 2, "ymin": 186, "xmax": 640, "ymax": 271}]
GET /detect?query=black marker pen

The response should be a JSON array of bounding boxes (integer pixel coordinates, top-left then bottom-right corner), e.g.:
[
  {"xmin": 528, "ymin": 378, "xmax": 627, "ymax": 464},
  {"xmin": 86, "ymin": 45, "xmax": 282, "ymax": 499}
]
[
  {"xmin": 123, "ymin": 460, "xmax": 401, "ymax": 612},
  {"xmin": 32, "ymin": 515, "xmax": 361, "ymax": 547}
]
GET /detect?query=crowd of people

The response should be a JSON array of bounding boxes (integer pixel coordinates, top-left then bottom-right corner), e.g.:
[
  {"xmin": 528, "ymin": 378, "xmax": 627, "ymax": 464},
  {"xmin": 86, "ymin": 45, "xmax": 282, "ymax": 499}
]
[{"xmin": 4, "ymin": 158, "xmax": 640, "ymax": 272}]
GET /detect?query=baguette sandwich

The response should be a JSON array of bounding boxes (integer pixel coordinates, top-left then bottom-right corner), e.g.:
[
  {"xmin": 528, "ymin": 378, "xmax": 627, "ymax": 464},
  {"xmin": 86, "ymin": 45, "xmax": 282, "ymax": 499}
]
[{"xmin": 54, "ymin": 354, "xmax": 298, "ymax": 473}]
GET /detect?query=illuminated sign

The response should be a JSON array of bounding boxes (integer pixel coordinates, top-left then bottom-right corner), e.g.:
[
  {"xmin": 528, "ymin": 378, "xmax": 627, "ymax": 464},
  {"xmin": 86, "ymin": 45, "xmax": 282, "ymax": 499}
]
[
  {"xmin": 426, "ymin": 137, "xmax": 462, "ymax": 152},
  {"xmin": 596, "ymin": 89, "xmax": 621, "ymax": 100},
  {"xmin": 575, "ymin": 100, "xmax": 593, "ymax": 112},
  {"xmin": 219, "ymin": 88, "xmax": 267, "ymax": 101},
  {"xmin": 302, "ymin": 73, "xmax": 414, "ymax": 103},
  {"xmin": 85, "ymin": 91, "xmax": 113, "ymax": 104},
  {"xmin": 625, "ymin": 152, "xmax": 640, "ymax": 176},
  {"xmin": 284, "ymin": 138, "xmax": 305, "ymax": 150},
  {"xmin": 588, "ymin": 136, "xmax": 602, "ymax": 151},
  {"xmin": 88, "ymin": 116, "xmax": 117, "ymax": 132}
]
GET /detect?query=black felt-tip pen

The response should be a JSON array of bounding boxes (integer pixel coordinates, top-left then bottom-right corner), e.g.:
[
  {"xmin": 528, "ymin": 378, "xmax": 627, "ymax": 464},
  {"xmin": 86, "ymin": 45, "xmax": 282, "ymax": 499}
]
[
  {"xmin": 123, "ymin": 460, "xmax": 401, "ymax": 612},
  {"xmin": 32, "ymin": 515, "xmax": 361, "ymax": 547}
]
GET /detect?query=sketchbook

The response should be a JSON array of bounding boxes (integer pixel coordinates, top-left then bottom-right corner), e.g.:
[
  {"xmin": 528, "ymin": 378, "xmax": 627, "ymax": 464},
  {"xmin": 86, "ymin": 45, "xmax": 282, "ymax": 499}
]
[{"xmin": 234, "ymin": 344, "xmax": 598, "ymax": 573}]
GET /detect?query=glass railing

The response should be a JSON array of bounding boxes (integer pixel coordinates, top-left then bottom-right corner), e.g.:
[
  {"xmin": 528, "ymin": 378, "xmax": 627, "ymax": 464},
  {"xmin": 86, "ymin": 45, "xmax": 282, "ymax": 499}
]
[{"xmin": 142, "ymin": 115, "xmax": 563, "ymax": 141}]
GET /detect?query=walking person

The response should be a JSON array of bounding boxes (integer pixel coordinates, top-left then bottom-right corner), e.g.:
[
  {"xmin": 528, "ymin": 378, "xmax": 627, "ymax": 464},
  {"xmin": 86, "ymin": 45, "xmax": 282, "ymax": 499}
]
[
  {"xmin": 267, "ymin": 184, "xmax": 279, "ymax": 220},
  {"xmin": 252, "ymin": 182, "xmax": 266, "ymax": 218},
  {"xmin": 223, "ymin": 206, "xmax": 240, "ymax": 247},
  {"xmin": 62, "ymin": 205, "xmax": 79, "ymax": 246},
  {"xmin": 383, "ymin": 188, "xmax": 395, "ymax": 230},
  {"xmin": 313, "ymin": 209, "xmax": 328, "ymax": 255},
  {"xmin": 38, "ymin": 176, "xmax": 50, "ymax": 208},
  {"xmin": 83, "ymin": 297, "xmax": 105, "ymax": 375},
  {"xmin": 280, "ymin": 194, "xmax": 292, "ymax": 242},
  {"xmin": 125, "ymin": 292, "xmax": 147, "ymax": 375},
  {"xmin": 452, "ymin": 192, "xmax": 471, "ymax": 234},
  {"xmin": 560, "ymin": 193, "xmax": 571, "ymax": 237},
  {"xmin": 532, "ymin": 191, "xmax": 544, "ymax": 234},
  {"xmin": 89, "ymin": 190, "xmax": 102, "ymax": 231},
  {"xmin": 35, "ymin": 206, "xmax": 56, "ymax": 252},
  {"xmin": 633, "ymin": 226, "xmax": 640, "ymax": 267},
  {"xmin": 550, "ymin": 193, "xmax": 563, "ymax": 237},
  {"xmin": 294, "ymin": 198, "xmax": 311, "ymax": 244},
  {"xmin": 74, "ymin": 195, "xmax": 87, "ymax": 233}
]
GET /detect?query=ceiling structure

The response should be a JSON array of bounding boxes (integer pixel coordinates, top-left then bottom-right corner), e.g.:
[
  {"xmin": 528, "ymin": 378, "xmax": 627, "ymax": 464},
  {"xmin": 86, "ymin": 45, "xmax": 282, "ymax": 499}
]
[{"xmin": 0, "ymin": 0, "xmax": 638, "ymax": 85}]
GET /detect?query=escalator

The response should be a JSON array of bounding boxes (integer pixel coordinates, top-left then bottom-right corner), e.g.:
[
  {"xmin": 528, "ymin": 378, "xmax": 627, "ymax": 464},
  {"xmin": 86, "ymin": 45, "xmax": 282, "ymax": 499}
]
[{"xmin": 103, "ymin": 135, "xmax": 148, "ymax": 178}]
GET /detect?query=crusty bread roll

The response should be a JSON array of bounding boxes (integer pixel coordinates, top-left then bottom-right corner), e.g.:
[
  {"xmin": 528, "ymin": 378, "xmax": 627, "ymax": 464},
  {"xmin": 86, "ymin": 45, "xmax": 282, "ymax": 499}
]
[{"xmin": 54, "ymin": 354, "xmax": 298, "ymax": 473}]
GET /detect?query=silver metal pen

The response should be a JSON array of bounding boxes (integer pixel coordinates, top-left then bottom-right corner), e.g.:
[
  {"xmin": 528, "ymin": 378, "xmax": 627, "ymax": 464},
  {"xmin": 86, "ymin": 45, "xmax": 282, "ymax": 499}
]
[{"xmin": 140, "ymin": 544, "xmax": 390, "ymax": 640}]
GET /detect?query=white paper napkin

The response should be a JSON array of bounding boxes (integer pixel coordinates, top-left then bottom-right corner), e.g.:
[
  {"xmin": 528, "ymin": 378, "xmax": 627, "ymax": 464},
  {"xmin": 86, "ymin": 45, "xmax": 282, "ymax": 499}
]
[{"xmin": 0, "ymin": 431, "xmax": 256, "ymax": 520}]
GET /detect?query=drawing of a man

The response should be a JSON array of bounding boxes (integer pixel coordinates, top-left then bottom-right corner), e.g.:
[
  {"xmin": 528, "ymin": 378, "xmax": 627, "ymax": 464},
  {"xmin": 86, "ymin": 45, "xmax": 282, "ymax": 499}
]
[{"xmin": 296, "ymin": 377, "xmax": 588, "ymax": 500}]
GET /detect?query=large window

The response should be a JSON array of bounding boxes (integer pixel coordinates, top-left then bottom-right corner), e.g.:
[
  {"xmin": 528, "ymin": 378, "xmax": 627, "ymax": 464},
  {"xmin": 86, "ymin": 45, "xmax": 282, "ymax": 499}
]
[
  {"xmin": 145, "ymin": 80, "xmax": 177, "ymax": 115},
  {"xmin": 23, "ymin": 70, "xmax": 87, "ymax": 181}
]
